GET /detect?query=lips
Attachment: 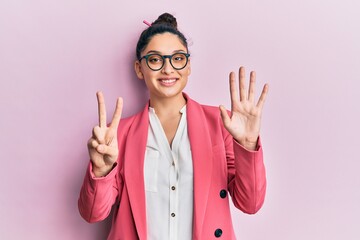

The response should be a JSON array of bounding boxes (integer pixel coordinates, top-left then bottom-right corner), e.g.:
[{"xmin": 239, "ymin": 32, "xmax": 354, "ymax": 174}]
[{"xmin": 158, "ymin": 78, "xmax": 178, "ymax": 86}]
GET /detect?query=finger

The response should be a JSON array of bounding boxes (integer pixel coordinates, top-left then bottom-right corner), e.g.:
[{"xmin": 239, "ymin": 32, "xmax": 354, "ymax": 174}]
[
  {"xmin": 97, "ymin": 91, "xmax": 107, "ymax": 128},
  {"xmin": 219, "ymin": 105, "xmax": 231, "ymax": 128},
  {"xmin": 239, "ymin": 66, "xmax": 247, "ymax": 101},
  {"xmin": 109, "ymin": 97, "xmax": 123, "ymax": 130},
  {"xmin": 248, "ymin": 71, "xmax": 256, "ymax": 103},
  {"xmin": 105, "ymin": 132, "xmax": 115, "ymax": 146},
  {"xmin": 256, "ymin": 83, "xmax": 269, "ymax": 110},
  {"xmin": 88, "ymin": 138, "xmax": 99, "ymax": 149},
  {"xmin": 96, "ymin": 144, "xmax": 118, "ymax": 156},
  {"xmin": 229, "ymin": 72, "xmax": 239, "ymax": 104},
  {"xmin": 93, "ymin": 126, "xmax": 105, "ymax": 144}
]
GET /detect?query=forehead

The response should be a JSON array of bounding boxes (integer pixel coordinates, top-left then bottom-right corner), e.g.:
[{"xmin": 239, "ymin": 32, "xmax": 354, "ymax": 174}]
[{"xmin": 143, "ymin": 32, "xmax": 187, "ymax": 54}]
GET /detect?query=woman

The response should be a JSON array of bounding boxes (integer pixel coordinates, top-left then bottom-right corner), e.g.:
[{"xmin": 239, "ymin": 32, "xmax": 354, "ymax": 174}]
[{"xmin": 78, "ymin": 13, "xmax": 269, "ymax": 240}]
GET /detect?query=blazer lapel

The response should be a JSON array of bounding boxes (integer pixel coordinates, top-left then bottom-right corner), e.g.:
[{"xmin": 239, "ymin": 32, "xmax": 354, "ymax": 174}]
[
  {"xmin": 124, "ymin": 104, "xmax": 149, "ymax": 240},
  {"xmin": 123, "ymin": 95, "xmax": 213, "ymax": 239},
  {"xmin": 186, "ymin": 95, "xmax": 213, "ymax": 239}
]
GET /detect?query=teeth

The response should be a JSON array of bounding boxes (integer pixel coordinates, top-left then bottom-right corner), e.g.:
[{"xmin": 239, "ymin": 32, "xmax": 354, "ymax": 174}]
[{"xmin": 161, "ymin": 79, "xmax": 176, "ymax": 83}]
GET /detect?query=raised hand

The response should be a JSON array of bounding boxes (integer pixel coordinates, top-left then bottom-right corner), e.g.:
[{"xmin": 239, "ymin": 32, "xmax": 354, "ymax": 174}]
[
  {"xmin": 220, "ymin": 66, "xmax": 268, "ymax": 150},
  {"xmin": 87, "ymin": 91, "xmax": 123, "ymax": 177}
]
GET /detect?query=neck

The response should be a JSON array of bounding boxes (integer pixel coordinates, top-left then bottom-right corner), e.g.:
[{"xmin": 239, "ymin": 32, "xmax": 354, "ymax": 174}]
[{"xmin": 149, "ymin": 93, "xmax": 187, "ymax": 117}]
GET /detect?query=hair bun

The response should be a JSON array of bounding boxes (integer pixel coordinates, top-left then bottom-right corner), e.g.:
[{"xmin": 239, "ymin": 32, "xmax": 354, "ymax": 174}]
[{"xmin": 152, "ymin": 13, "xmax": 178, "ymax": 29}]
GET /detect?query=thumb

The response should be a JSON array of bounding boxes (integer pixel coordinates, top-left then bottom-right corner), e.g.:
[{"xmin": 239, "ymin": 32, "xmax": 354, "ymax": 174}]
[
  {"xmin": 96, "ymin": 144, "xmax": 118, "ymax": 157},
  {"xmin": 219, "ymin": 105, "xmax": 231, "ymax": 128}
]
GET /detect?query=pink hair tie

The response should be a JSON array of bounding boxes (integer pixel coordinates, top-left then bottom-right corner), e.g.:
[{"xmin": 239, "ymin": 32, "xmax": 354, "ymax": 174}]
[{"xmin": 143, "ymin": 20, "xmax": 152, "ymax": 27}]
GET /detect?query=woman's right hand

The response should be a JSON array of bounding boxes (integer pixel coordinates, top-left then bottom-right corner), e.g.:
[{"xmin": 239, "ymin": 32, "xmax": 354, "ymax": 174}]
[{"xmin": 87, "ymin": 91, "xmax": 123, "ymax": 177}]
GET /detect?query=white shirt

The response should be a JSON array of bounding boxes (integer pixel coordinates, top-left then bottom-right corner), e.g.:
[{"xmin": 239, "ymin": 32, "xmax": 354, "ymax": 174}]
[{"xmin": 144, "ymin": 105, "xmax": 193, "ymax": 240}]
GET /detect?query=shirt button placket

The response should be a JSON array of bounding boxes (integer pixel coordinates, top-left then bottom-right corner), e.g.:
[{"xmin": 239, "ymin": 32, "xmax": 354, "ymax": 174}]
[{"xmin": 169, "ymin": 155, "xmax": 178, "ymax": 239}]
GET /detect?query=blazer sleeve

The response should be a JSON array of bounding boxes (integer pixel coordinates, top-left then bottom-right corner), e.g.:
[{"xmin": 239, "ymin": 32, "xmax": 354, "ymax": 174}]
[
  {"xmin": 78, "ymin": 162, "xmax": 122, "ymax": 223},
  {"xmin": 224, "ymin": 127, "xmax": 267, "ymax": 214}
]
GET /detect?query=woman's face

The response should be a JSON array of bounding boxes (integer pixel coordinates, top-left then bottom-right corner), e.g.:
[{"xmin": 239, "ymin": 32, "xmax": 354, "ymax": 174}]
[{"xmin": 135, "ymin": 32, "xmax": 191, "ymax": 100}]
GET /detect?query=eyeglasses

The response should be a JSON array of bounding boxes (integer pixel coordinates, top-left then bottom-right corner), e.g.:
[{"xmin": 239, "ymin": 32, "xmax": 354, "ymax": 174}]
[{"xmin": 139, "ymin": 52, "xmax": 190, "ymax": 71}]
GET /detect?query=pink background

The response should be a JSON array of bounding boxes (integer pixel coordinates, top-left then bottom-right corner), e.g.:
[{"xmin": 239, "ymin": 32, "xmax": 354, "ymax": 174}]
[{"xmin": 1, "ymin": 0, "xmax": 360, "ymax": 239}]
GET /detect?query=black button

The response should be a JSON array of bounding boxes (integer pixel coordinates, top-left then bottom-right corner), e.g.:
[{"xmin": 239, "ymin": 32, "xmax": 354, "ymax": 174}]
[
  {"xmin": 220, "ymin": 189, "xmax": 227, "ymax": 198},
  {"xmin": 171, "ymin": 186, "xmax": 176, "ymax": 190},
  {"xmin": 171, "ymin": 213, "xmax": 175, "ymax": 217},
  {"xmin": 214, "ymin": 228, "xmax": 223, "ymax": 237}
]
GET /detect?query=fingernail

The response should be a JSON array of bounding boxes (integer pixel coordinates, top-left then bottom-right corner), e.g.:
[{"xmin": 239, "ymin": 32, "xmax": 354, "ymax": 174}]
[{"xmin": 98, "ymin": 145, "xmax": 104, "ymax": 152}]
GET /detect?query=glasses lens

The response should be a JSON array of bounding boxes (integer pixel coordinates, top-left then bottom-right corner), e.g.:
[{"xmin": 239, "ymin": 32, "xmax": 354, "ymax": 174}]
[
  {"xmin": 171, "ymin": 53, "xmax": 188, "ymax": 70},
  {"xmin": 147, "ymin": 54, "xmax": 164, "ymax": 70}
]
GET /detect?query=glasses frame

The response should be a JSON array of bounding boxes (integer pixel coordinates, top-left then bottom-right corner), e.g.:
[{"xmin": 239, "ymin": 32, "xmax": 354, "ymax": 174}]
[{"xmin": 139, "ymin": 53, "xmax": 190, "ymax": 71}]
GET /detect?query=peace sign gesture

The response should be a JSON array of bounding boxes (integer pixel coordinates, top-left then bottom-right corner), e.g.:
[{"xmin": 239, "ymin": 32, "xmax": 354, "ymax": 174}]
[
  {"xmin": 87, "ymin": 92, "xmax": 123, "ymax": 177},
  {"xmin": 220, "ymin": 67, "xmax": 269, "ymax": 150}
]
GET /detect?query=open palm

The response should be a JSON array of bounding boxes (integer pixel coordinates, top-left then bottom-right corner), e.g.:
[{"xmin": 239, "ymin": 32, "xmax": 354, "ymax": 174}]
[{"xmin": 220, "ymin": 67, "xmax": 268, "ymax": 150}]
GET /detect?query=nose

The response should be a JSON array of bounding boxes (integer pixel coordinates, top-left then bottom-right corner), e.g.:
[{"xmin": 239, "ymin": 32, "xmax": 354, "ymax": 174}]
[{"xmin": 161, "ymin": 57, "xmax": 174, "ymax": 74}]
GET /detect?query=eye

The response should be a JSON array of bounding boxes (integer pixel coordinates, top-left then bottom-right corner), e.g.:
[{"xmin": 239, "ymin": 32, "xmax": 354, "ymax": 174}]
[
  {"xmin": 172, "ymin": 54, "xmax": 186, "ymax": 62},
  {"xmin": 148, "ymin": 55, "xmax": 163, "ymax": 63}
]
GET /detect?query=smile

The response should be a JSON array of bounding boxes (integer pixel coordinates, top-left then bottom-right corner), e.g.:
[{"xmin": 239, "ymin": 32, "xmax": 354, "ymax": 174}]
[
  {"xmin": 158, "ymin": 78, "xmax": 178, "ymax": 86},
  {"xmin": 161, "ymin": 79, "xmax": 176, "ymax": 83}
]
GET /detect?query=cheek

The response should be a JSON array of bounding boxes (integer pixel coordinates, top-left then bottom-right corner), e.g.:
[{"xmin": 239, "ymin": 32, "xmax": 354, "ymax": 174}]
[
  {"xmin": 181, "ymin": 67, "xmax": 191, "ymax": 77},
  {"xmin": 142, "ymin": 71, "xmax": 158, "ymax": 83},
  {"xmin": 145, "ymin": 71, "xmax": 157, "ymax": 78}
]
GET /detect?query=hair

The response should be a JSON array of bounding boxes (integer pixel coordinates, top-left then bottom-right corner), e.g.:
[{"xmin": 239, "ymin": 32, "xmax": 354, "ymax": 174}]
[{"xmin": 136, "ymin": 13, "xmax": 188, "ymax": 60}]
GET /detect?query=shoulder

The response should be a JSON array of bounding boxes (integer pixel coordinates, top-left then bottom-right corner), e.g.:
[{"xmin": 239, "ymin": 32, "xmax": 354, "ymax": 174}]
[
  {"xmin": 118, "ymin": 105, "xmax": 148, "ymax": 134},
  {"xmin": 200, "ymin": 104, "xmax": 220, "ymax": 116},
  {"xmin": 186, "ymin": 94, "xmax": 224, "ymax": 127},
  {"xmin": 186, "ymin": 95, "xmax": 231, "ymax": 144},
  {"xmin": 186, "ymin": 94, "xmax": 221, "ymax": 119}
]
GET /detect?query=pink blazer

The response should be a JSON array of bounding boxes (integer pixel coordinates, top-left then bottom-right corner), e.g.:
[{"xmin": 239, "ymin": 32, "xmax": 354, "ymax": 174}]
[{"xmin": 78, "ymin": 94, "xmax": 266, "ymax": 240}]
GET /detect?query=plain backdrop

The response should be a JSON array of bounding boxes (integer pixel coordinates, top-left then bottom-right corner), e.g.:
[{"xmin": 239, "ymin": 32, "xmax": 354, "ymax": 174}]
[{"xmin": 1, "ymin": 0, "xmax": 360, "ymax": 239}]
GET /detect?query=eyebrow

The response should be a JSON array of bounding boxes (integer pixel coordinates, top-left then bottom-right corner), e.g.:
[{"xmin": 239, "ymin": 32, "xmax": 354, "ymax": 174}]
[{"xmin": 145, "ymin": 49, "xmax": 187, "ymax": 55}]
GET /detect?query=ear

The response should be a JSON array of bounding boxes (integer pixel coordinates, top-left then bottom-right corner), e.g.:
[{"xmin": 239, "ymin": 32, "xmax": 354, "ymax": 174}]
[
  {"xmin": 187, "ymin": 58, "xmax": 191, "ymax": 76},
  {"xmin": 134, "ymin": 60, "xmax": 144, "ymax": 80}
]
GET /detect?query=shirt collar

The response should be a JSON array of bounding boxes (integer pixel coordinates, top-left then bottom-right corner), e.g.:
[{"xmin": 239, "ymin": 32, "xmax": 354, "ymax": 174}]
[{"xmin": 149, "ymin": 104, "xmax": 187, "ymax": 114}]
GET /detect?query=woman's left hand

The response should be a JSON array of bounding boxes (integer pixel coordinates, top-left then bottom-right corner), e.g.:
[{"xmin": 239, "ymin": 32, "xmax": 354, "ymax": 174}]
[{"xmin": 220, "ymin": 66, "xmax": 269, "ymax": 151}]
